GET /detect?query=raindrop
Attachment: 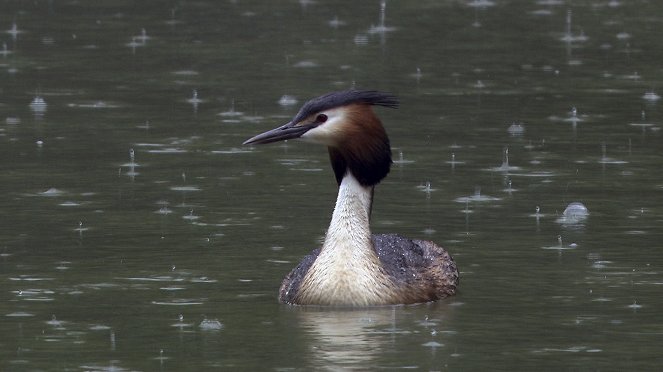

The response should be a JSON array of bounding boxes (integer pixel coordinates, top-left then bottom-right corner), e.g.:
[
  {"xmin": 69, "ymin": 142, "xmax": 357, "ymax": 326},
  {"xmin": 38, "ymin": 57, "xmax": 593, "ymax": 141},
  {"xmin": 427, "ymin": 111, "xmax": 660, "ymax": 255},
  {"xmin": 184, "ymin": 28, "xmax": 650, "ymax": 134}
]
[
  {"xmin": 0, "ymin": 42, "xmax": 11, "ymax": 57},
  {"xmin": 110, "ymin": 330, "xmax": 116, "ymax": 351},
  {"xmin": 293, "ymin": 60, "xmax": 318, "ymax": 68},
  {"xmin": 627, "ymin": 300, "xmax": 642, "ymax": 309},
  {"xmin": 530, "ymin": 206, "xmax": 543, "ymax": 229},
  {"xmin": 368, "ymin": 0, "xmax": 396, "ymax": 35},
  {"xmin": 166, "ymin": 8, "xmax": 180, "ymax": 26},
  {"xmin": 137, "ymin": 120, "xmax": 150, "ymax": 130},
  {"xmin": 393, "ymin": 149, "xmax": 413, "ymax": 165},
  {"xmin": 354, "ymin": 33, "xmax": 369, "ymax": 45},
  {"xmin": 418, "ymin": 181, "xmax": 436, "ymax": 194},
  {"xmin": 187, "ymin": 90, "xmax": 204, "ymax": 112},
  {"xmin": 560, "ymin": 9, "xmax": 588, "ymax": 43},
  {"xmin": 507, "ymin": 122, "xmax": 525, "ymax": 136},
  {"xmin": 126, "ymin": 36, "xmax": 142, "ymax": 51},
  {"xmin": 328, "ymin": 16, "xmax": 346, "ymax": 28},
  {"xmin": 642, "ymin": 91, "xmax": 660, "ymax": 102},
  {"xmin": 199, "ymin": 318, "xmax": 224, "ymax": 331},
  {"xmin": 446, "ymin": 152, "xmax": 465, "ymax": 169},
  {"xmin": 504, "ymin": 179, "xmax": 515, "ymax": 194},
  {"xmin": 542, "ymin": 234, "xmax": 575, "ymax": 250},
  {"xmin": 124, "ymin": 148, "xmax": 139, "ymax": 178},
  {"xmin": 422, "ymin": 341, "xmax": 444, "ymax": 348},
  {"xmin": 29, "ymin": 95, "xmax": 47, "ymax": 115},
  {"xmin": 412, "ymin": 67, "xmax": 422, "ymax": 82},
  {"xmin": 6, "ymin": 22, "xmax": 23, "ymax": 39},
  {"xmin": 616, "ymin": 32, "xmax": 631, "ymax": 40},
  {"xmin": 5, "ymin": 116, "xmax": 20, "ymax": 125},
  {"xmin": 561, "ymin": 106, "xmax": 583, "ymax": 126},
  {"xmin": 40, "ymin": 187, "xmax": 64, "ymax": 197},
  {"xmin": 183, "ymin": 209, "xmax": 200, "ymax": 221},
  {"xmin": 490, "ymin": 146, "xmax": 519, "ymax": 172},
  {"xmin": 460, "ymin": 199, "xmax": 472, "ymax": 214},
  {"xmin": 135, "ymin": 28, "xmax": 150, "ymax": 43},
  {"xmin": 157, "ymin": 206, "xmax": 173, "ymax": 215},
  {"xmin": 218, "ymin": 99, "xmax": 243, "ymax": 117},
  {"xmin": 598, "ymin": 143, "xmax": 627, "ymax": 165},
  {"xmin": 74, "ymin": 221, "xmax": 89, "ymax": 236},
  {"xmin": 468, "ymin": 0, "xmax": 496, "ymax": 8},
  {"xmin": 278, "ymin": 95, "xmax": 298, "ymax": 106},
  {"xmin": 455, "ymin": 186, "xmax": 501, "ymax": 203},
  {"xmin": 47, "ymin": 314, "xmax": 62, "ymax": 326}
]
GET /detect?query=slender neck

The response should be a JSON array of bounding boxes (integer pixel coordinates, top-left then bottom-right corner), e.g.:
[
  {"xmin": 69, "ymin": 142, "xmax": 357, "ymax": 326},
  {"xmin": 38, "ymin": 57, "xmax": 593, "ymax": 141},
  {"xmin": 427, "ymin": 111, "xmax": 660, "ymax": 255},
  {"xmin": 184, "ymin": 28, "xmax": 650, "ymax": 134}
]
[
  {"xmin": 298, "ymin": 170, "xmax": 394, "ymax": 305},
  {"xmin": 322, "ymin": 172, "xmax": 374, "ymax": 253}
]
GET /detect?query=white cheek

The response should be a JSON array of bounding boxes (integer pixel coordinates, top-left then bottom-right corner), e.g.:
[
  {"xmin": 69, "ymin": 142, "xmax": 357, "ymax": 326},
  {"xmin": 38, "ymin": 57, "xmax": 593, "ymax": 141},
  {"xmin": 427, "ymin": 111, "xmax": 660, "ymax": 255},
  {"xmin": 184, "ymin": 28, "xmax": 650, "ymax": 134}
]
[{"xmin": 301, "ymin": 123, "xmax": 341, "ymax": 146}]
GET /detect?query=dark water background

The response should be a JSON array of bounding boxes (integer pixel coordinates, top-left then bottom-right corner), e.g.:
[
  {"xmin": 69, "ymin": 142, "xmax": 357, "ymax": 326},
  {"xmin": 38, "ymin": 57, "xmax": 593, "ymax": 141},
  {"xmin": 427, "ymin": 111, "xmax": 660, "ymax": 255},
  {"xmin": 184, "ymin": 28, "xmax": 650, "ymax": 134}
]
[{"xmin": 1, "ymin": 0, "xmax": 662, "ymax": 370}]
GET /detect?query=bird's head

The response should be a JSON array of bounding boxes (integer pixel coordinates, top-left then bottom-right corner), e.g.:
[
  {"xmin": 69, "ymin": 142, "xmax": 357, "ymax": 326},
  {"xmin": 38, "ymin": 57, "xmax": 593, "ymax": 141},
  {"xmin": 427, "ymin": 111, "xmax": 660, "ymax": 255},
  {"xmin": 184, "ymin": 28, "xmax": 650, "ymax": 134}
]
[{"xmin": 244, "ymin": 90, "xmax": 398, "ymax": 186}]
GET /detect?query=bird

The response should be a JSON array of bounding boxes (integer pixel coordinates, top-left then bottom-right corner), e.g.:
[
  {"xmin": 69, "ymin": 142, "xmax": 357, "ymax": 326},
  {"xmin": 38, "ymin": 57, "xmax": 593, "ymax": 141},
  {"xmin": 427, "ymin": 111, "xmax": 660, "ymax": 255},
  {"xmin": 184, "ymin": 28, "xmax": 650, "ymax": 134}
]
[{"xmin": 243, "ymin": 90, "xmax": 459, "ymax": 306}]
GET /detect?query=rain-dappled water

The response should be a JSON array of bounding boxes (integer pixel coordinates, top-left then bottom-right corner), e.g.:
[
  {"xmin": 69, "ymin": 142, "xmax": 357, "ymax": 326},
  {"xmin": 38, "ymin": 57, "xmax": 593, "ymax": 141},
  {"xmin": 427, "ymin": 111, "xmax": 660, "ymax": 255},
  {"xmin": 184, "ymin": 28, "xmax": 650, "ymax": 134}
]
[{"xmin": 2, "ymin": 0, "xmax": 663, "ymax": 370}]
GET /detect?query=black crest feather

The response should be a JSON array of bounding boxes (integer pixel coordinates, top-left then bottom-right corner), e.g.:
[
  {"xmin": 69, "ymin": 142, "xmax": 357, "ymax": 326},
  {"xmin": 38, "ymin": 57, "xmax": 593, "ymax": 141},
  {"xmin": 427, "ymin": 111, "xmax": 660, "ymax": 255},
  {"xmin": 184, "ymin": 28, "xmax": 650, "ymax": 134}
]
[{"xmin": 291, "ymin": 90, "xmax": 398, "ymax": 124}]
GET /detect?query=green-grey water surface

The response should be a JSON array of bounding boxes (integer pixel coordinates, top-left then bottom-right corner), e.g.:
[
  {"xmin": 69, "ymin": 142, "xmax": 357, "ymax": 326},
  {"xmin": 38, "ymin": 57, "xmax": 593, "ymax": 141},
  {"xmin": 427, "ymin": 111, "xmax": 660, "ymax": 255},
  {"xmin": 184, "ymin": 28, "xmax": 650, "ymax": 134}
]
[{"xmin": 1, "ymin": 1, "xmax": 662, "ymax": 370}]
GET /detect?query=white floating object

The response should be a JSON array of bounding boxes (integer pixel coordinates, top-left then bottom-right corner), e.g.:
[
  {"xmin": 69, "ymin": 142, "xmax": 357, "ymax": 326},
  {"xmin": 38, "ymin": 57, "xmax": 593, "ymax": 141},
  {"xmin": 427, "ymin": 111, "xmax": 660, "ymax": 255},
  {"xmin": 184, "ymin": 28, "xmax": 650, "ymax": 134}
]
[
  {"xmin": 563, "ymin": 202, "xmax": 589, "ymax": 218},
  {"xmin": 557, "ymin": 202, "xmax": 589, "ymax": 225}
]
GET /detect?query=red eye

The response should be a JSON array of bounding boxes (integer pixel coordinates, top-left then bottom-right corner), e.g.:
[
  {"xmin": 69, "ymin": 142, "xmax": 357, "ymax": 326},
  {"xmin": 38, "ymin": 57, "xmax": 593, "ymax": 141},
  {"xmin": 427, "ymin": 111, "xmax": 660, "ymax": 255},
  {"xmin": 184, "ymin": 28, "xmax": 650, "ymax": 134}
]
[{"xmin": 316, "ymin": 114, "xmax": 328, "ymax": 123}]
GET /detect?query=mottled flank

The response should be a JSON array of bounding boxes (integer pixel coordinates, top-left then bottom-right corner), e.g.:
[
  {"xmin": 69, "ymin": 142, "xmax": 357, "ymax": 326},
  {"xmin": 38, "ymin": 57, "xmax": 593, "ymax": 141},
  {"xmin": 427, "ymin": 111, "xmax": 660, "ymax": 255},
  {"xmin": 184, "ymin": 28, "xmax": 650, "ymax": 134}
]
[
  {"xmin": 278, "ymin": 234, "xmax": 458, "ymax": 305},
  {"xmin": 374, "ymin": 234, "xmax": 458, "ymax": 302},
  {"xmin": 279, "ymin": 248, "xmax": 320, "ymax": 304}
]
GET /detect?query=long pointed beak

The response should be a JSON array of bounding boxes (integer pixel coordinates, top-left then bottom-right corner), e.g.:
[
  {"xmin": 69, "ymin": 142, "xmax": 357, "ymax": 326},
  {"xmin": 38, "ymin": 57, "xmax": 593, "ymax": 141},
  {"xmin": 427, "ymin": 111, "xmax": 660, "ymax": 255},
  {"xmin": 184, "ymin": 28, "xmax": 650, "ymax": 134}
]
[{"xmin": 243, "ymin": 122, "xmax": 315, "ymax": 145}]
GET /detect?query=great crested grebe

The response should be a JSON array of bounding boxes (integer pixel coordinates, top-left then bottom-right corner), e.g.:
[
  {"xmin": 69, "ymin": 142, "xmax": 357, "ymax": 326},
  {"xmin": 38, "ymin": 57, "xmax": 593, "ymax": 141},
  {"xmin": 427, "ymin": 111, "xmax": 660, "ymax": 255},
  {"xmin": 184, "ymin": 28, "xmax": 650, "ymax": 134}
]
[{"xmin": 244, "ymin": 90, "xmax": 459, "ymax": 306}]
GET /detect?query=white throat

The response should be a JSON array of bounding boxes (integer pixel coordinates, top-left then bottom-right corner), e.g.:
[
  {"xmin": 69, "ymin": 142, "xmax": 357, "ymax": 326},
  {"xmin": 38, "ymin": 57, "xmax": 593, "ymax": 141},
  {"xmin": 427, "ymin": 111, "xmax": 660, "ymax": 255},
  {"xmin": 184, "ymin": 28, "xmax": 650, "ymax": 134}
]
[{"xmin": 323, "ymin": 172, "xmax": 373, "ymax": 252}]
